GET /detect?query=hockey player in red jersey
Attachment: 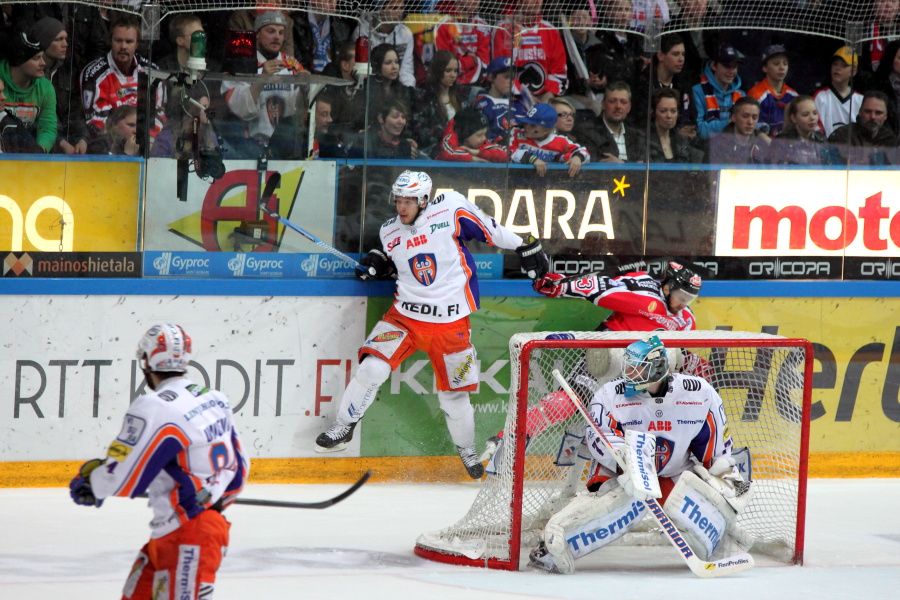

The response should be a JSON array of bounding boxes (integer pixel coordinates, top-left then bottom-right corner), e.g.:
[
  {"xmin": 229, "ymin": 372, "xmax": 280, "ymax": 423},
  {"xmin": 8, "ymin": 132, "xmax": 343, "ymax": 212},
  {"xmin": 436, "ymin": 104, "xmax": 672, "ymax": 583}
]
[
  {"xmin": 314, "ymin": 170, "xmax": 549, "ymax": 479},
  {"xmin": 481, "ymin": 262, "xmax": 704, "ymax": 461},
  {"xmin": 69, "ymin": 323, "xmax": 249, "ymax": 600}
]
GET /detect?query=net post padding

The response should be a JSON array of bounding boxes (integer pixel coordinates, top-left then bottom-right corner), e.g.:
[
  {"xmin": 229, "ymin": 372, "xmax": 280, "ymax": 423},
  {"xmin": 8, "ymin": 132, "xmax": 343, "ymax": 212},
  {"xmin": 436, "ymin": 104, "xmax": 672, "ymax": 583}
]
[{"xmin": 414, "ymin": 331, "xmax": 812, "ymax": 570}]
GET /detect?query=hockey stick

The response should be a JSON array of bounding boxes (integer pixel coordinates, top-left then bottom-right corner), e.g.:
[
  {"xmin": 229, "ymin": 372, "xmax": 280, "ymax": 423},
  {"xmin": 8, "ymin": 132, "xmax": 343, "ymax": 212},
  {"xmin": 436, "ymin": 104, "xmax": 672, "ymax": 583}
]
[
  {"xmin": 550, "ymin": 369, "xmax": 754, "ymax": 578},
  {"xmin": 142, "ymin": 470, "xmax": 372, "ymax": 510},
  {"xmin": 257, "ymin": 172, "xmax": 375, "ymax": 276}
]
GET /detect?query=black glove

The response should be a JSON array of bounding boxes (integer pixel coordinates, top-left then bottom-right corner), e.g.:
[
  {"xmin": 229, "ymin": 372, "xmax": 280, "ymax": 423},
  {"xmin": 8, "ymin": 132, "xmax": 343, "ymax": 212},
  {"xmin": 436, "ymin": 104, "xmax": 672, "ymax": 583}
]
[
  {"xmin": 356, "ymin": 249, "xmax": 396, "ymax": 281},
  {"xmin": 515, "ymin": 236, "xmax": 550, "ymax": 280},
  {"xmin": 69, "ymin": 458, "xmax": 105, "ymax": 508}
]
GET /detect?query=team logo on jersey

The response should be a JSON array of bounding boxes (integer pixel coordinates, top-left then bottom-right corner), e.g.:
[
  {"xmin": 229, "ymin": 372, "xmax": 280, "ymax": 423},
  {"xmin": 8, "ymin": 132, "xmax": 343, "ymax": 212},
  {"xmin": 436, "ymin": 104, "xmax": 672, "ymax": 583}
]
[
  {"xmin": 387, "ymin": 237, "xmax": 401, "ymax": 251},
  {"xmin": 373, "ymin": 331, "xmax": 403, "ymax": 342},
  {"xmin": 518, "ymin": 61, "xmax": 548, "ymax": 95},
  {"xmin": 655, "ymin": 437, "xmax": 674, "ymax": 471},
  {"xmin": 107, "ymin": 441, "xmax": 132, "ymax": 461},
  {"xmin": 409, "ymin": 254, "xmax": 437, "ymax": 286},
  {"xmin": 572, "ymin": 277, "xmax": 598, "ymax": 294},
  {"xmin": 647, "ymin": 300, "xmax": 658, "ymax": 312}
]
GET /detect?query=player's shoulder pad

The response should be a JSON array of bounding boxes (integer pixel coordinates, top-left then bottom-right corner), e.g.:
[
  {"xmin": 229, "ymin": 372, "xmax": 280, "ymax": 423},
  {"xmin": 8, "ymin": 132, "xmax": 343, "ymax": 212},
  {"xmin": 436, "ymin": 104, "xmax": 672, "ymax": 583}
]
[
  {"xmin": 382, "ymin": 216, "xmax": 398, "ymax": 227},
  {"xmin": 671, "ymin": 373, "xmax": 714, "ymax": 395}
]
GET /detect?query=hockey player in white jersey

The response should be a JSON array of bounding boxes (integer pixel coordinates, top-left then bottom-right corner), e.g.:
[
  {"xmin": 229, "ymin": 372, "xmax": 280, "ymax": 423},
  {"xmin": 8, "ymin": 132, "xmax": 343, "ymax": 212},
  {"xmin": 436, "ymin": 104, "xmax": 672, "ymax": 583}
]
[
  {"xmin": 528, "ymin": 336, "xmax": 751, "ymax": 574},
  {"xmin": 69, "ymin": 323, "xmax": 249, "ymax": 599},
  {"xmin": 315, "ymin": 170, "xmax": 549, "ymax": 479}
]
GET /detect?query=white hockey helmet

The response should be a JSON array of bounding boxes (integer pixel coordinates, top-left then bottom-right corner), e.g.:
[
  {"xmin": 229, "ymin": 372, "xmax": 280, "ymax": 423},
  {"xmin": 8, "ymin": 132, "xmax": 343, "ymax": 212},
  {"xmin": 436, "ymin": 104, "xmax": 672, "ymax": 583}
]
[
  {"xmin": 390, "ymin": 170, "xmax": 433, "ymax": 208},
  {"xmin": 136, "ymin": 323, "xmax": 193, "ymax": 373},
  {"xmin": 622, "ymin": 335, "xmax": 669, "ymax": 397}
]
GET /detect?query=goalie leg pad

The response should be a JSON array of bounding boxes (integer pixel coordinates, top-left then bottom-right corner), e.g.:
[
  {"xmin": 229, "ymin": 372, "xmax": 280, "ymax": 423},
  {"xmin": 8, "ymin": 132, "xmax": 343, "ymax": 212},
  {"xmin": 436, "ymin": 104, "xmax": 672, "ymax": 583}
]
[
  {"xmin": 542, "ymin": 480, "xmax": 648, "ymax": 572},
  {"xmin": 438, "ymin": 390, "xmax": 475, "ymax": 448},
  {"xmin": 663, "ymin": 470, "xmax": 736, "ymax": 560},
  {"xmin": 337, "ymin": 356, "xmax": 391, "ymax": 423}
]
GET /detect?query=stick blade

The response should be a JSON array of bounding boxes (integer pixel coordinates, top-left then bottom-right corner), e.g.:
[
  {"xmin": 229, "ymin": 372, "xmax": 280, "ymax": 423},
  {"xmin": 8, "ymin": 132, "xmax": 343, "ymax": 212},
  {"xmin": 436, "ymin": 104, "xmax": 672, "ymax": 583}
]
[
  {"xmin": 260, "ymin": 172, "xmax": 282, "ymax": 208},
  {"xmin": 690, "ymin": 553, "xmax": 755, "ymax": 578}
]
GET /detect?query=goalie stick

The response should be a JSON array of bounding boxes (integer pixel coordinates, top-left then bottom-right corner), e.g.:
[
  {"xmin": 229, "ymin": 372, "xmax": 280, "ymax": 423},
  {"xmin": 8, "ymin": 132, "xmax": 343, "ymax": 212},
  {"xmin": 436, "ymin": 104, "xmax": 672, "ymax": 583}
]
[
  {"xmin": 550, "ymin": 369, "xmax": 754, "ymax": 578},
  {"xmin": 258, "ymin": 172, "xmax": 375, "ymax": 277},
  {"xmin": 142, "ymin": 470, "xmax": 372, "ymax": 510}
]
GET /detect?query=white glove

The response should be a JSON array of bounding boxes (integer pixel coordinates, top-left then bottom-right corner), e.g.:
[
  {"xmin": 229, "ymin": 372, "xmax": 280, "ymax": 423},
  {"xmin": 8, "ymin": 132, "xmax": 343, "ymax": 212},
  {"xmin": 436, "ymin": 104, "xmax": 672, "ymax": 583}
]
[
  {"xmin": 617, "ymin": 470, "xmax": 657, "ymax": 502},
  {"xmin": 708, "ymin": 456, "xmax": 743, "ymax": 496}
]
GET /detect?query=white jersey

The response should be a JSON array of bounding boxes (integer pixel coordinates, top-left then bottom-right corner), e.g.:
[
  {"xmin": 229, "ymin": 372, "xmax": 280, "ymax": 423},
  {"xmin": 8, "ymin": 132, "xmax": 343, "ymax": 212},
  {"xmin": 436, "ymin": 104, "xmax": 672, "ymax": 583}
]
[
  {"xmin": 89, "ymin": 377, "xmax": 249, "ymax": 538},
  {"xmin": 586, "ymin": 373, "xmax": 732, "ymax": 483},
  {"xmin": 379, "ymin": 190, "xmax": 523, "ymax": 323}
]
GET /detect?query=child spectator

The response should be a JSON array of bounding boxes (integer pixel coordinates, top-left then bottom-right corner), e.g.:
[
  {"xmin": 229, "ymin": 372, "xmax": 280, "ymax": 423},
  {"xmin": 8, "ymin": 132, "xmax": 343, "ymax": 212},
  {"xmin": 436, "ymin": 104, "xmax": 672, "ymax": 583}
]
[
  {"xmin": 472, "ymin": 57, "xmax": 527, "ymax": 143},
  {"xmin": 412, "ymin": 49, "xmax": 467, "ymax": 157},
  {"xmin": 550, "ymin": 96, "xmax": 605, "ymax": 160},
  {"xmin": 510, "ymin": 102, "xmax": 589, "ymax": 177},
  {"xmin": 0, "ymin": 30, "xmax": 57, "ymax": 153},
  {"xmin": 353, "ymin": 0, "xmax": 416, "ymax": 87},
  {"xmin": 434, "ymin": 0, "xmax": 491, "ymax": 85},
  {"xmin": 708, "ymin": 96, "xmax": 771, "ymax": 164},
  {"xmin": 435, "ymin": 106, "xmax": 507, "ymax": 162},
  {"xmin": 747, "ymin": 44, "xmax": 798, "ymax": 136},
  {"xmin": 814, "ymin": 46, "xmax": 863, "ymax": 137},
  {"xmin": 768, "ymin": 95, "xmax": 831, "ymax": 165},
  {"xmin": 492, "ymin": 0, "xmax": 567, "ymax": 101},
  {"xmin": 692, "ymin": 43, "xmax": 746, "ymax": 141}
]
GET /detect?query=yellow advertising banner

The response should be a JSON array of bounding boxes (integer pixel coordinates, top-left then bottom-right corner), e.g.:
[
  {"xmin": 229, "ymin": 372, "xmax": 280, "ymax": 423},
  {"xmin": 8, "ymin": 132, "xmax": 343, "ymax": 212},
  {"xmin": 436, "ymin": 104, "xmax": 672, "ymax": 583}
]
[
  {"xmin": 0, "ymin": 160, "xmax": 140, "ymax": 251},
  {"xmin": 698, "ymin": 297, "xmax": 900, "ymax": 452}
]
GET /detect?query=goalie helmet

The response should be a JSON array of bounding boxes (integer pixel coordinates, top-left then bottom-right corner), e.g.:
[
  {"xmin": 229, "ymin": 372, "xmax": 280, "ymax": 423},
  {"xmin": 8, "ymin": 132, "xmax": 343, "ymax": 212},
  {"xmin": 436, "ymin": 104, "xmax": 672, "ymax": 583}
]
[
  {"xmin": 136, "ymin": 323, "xmax": 192, "ymax": 373},
  {"xmin": 622, "ymin": 335, "xmax": 669, "ymax": 397},
  {"xmin": 390, "ymin": 170, "xmax": 433, "ymax": 208}
]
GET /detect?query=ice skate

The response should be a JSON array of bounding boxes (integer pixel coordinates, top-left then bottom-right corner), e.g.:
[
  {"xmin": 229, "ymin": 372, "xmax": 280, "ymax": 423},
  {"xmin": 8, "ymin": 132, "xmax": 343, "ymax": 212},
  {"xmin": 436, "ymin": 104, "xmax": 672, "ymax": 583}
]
[
  {"xmin": 457, "ymin": 445, "xmax": 485, "ymax": 479},
  {"xmin": 315, "ymin": 421, "xmax": 357, "ymax": 453}
]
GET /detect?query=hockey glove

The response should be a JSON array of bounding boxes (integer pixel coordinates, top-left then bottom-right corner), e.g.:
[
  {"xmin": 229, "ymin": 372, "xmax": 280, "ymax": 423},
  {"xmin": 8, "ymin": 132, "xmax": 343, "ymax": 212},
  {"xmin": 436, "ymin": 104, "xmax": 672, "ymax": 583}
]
[
  {"xmin": 356, "ymin": 249, "xmax": 396, "ymax": 282},
  {"xmin": 515, "ymin": 236, "xmax": 550, "ymax": 280},
  {"xmin": 533, "ymin": 273, "xmax": 568, "ymax": 298},
  {"xmin": 69, "ymin": 458, "xmax": 106, "ymax": 508}
]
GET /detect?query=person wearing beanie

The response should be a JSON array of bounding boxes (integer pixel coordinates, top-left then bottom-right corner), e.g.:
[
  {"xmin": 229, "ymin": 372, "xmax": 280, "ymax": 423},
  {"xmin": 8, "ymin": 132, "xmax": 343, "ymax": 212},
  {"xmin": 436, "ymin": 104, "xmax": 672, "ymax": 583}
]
[
  {"xmin": 227, "ymin": 3, "xmax": 295, "ymax": 58},
  {"xmin": 510, "ymin": 102, "xmax": 590, "ymax": 177},
  {"xmin": 220, "ymin": 10, "xmax": 306, "ymax": 157},
  {"xmin": 0, "ymin": 30, "xmax": 57, "ymax": 152},
  {"xmin": 435, "ymin": 106, "xmax": 507, "ymax": 162},
  {"xmin": 29, "ymin": 17, "xmax": 90, "ymax": 154}
]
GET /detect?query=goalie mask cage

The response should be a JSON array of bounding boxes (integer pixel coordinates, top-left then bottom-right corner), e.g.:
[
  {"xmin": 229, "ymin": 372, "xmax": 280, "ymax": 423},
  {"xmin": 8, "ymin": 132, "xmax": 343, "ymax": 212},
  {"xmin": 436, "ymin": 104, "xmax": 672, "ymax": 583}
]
[{"xmin": 414, "ymin": 331, "xmax": 812, "ymax": 571}]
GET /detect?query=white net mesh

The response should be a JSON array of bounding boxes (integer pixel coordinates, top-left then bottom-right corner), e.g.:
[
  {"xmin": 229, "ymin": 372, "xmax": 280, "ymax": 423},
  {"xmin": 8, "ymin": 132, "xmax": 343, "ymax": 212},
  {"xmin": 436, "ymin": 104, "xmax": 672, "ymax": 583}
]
[{"xmin": 415, "ymin": 331, "xmax": 811, "ymax": 570}]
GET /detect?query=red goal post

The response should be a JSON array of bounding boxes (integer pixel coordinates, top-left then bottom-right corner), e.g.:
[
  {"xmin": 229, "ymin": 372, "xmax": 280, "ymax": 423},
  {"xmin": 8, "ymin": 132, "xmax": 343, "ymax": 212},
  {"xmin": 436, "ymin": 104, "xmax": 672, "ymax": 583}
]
[{"xmin": 414, "ymin": 331, "xmax": 813, "ymax": 571}]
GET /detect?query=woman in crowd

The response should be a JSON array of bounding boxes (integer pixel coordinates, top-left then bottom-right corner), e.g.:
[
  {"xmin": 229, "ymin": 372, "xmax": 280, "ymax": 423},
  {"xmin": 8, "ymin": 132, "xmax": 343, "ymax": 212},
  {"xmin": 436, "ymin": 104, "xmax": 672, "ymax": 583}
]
[
  {"xmin": 87, "ymin": 105, "xmax": 140, "ymax": 156},
  {"xmin": 412, "ymin": 49, "xmax": 467, "ymax": 157},
  {"xmin": 548, "ymin": 96, "xmax": 604, "ymax": 159},
  {"xmin": 769, "ymin": 95, "xmax": 831, "ymax": 165},
  {"xmin": 353, "ymin": 43, "xmax": 413, "ymax": 133},
  {"xmin": 365, "ymin": 98, "xmax": 418, "ymax": 159},
  {"xmin": 647, "ymin": 88, "xmax": 700, "ymax": 163}
]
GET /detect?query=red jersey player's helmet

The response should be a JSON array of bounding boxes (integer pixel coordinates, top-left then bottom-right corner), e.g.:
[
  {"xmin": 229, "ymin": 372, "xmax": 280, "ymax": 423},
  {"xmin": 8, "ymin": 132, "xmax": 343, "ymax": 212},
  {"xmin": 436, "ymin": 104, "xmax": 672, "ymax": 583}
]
[
  {"xmin": 663, "ymin": 262, "xmax": 702, "ymax": 306},
  {"xmin": 136, "ymin": 323, "xmax": 192, "ymax": 373}
]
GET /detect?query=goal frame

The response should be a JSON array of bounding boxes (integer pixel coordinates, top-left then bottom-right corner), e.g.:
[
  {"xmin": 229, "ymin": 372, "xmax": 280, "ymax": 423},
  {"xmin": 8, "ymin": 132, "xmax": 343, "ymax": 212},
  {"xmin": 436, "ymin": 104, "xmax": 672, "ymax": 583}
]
[{"xmin": 414, "ymin": 333, "xmax": 813, "ymax": 571}]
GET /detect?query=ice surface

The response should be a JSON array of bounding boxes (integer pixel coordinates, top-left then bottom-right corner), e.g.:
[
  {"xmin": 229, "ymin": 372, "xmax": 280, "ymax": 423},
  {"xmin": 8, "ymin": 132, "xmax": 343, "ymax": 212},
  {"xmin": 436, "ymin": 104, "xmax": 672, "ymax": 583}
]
[{"xmin": 2, "ymin": 479, "xmax": 899, "ymax": 599}]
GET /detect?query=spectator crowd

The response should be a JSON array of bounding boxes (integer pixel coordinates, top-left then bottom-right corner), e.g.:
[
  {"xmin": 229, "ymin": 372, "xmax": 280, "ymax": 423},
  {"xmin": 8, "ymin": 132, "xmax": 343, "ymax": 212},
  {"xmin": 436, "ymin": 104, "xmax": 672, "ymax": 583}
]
[{"xmin": 2, "ymin": 0, "xmax": 900, "ymax": 167}]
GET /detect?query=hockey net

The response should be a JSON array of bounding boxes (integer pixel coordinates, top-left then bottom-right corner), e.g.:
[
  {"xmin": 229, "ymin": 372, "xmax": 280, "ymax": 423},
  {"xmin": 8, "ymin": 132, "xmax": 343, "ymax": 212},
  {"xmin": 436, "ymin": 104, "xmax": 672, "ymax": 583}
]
[{"xmin": 414, "ymin": 331, "xmax": 812, "ymax": 571}]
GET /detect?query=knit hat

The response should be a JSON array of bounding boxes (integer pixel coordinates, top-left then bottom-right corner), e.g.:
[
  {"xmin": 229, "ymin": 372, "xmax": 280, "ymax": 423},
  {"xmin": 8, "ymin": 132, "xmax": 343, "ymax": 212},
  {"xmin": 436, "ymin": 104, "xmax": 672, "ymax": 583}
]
[
  {"xmin": 8, "ymin": 31, "xmax": 43, "ymax": 67},
  {"xmin": 454, "ymin": 108, "xmax": 489, "ymax": 143},
  {"xmin": 254, "ymin": 10, "xmax": 288, "ymax": 31},
  {"xmin": 29, "ymin": 17, "xmax": 65, "ymax": 53}
]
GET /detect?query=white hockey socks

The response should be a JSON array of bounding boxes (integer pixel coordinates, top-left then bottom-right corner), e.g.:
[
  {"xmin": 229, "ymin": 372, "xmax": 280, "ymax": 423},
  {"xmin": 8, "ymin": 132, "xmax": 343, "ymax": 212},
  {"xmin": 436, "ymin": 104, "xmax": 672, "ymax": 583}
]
[
  {"xmin": 336, "ymin": 356, "xmax": 391, "ymax": 424},
  {"xmin": 540, "ymin": 480, "xmax": 649, "ymax": 574},
  {"xmin": 438, "ymin": 390, "xmax": 475, "ymax": 448}
]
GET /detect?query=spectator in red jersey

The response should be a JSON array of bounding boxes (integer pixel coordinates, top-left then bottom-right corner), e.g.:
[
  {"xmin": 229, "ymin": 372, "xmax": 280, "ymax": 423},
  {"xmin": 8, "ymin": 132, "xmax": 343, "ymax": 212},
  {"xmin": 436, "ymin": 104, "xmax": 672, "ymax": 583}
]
[
  {"xmin": 510, "ymin": 102, "xmax": 589, "ymax": 177},
  {"xmin": 80, "ymin": 14, "xmax": 164, "ymax": 141},
  {"xmin": 863, "ymin": 0, "xmax": 900, "ymax": 75},
  {"xmin": 435, "ymin": 106, "xmax": 507, "ymax": 162},
  {"xmin": 492, "ymin": 0, "xmax": 567, "ymax": 101},
  {"xmin": 434, "ymin": 0, "xmax": 491, "ymax": 85}
]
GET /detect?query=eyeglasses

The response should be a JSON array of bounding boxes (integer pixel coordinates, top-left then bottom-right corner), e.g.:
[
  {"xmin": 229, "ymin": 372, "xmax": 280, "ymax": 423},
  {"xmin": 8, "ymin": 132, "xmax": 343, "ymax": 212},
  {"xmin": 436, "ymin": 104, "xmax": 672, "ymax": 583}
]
[{"xmin": 556, "ymin": 112, "xmax": 575, "ymax": 119}]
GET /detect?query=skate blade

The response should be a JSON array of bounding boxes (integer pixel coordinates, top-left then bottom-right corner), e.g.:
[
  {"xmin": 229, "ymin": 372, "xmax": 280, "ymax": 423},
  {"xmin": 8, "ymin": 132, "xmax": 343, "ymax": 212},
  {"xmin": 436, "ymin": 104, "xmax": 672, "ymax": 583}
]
[{"xmin": 314, "ymin": 441, "xmax": 350, "ymax": 453}]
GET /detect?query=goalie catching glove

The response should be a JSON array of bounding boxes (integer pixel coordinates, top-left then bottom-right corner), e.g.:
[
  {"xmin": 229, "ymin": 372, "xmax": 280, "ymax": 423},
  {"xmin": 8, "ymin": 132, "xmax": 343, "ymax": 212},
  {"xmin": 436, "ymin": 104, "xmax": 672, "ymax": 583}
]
[
  {"xmin": 356, "ymin": 249, "xmax": 396, "ymax": 282},
  {"xmin": 515, "ymin": 236, "xmax": 550, "ymax": 280},
  {"xmin": 69, "ymin": 458, "xmax": 106, "ymax": 507}
]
